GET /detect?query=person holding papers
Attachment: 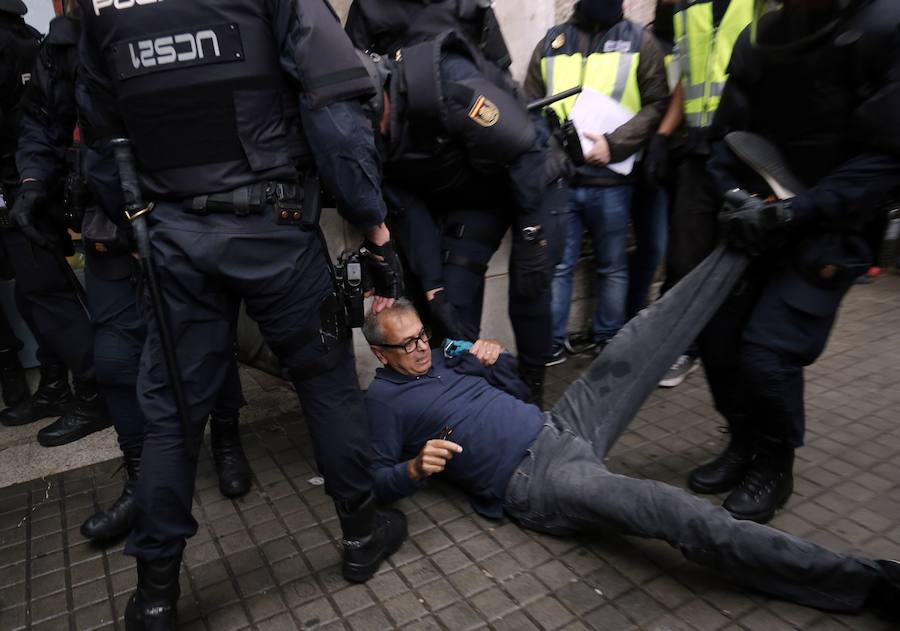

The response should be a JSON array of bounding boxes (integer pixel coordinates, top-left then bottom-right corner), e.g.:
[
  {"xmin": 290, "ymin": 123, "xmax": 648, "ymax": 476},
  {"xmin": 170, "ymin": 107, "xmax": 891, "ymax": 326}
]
[{"xmin": 524, "ymin": 0, "xmax": 669, "ymax": 362}]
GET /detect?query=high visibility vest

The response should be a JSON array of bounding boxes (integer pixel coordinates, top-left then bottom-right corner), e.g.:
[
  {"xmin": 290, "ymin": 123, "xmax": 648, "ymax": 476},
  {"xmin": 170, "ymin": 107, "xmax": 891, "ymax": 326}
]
[
  {"xmin": 674, "ymin": 0, "xmax": 753, "ymax": 128},
  {"xmin": 539, "ymin": 21, "xmax": 645, "ymax": 122}
]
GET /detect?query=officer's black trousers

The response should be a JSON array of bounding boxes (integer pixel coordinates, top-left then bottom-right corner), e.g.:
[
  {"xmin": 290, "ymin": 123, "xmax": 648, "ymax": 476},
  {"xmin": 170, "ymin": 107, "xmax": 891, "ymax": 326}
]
[
  {"xmin": 699, "ymin": 258, "xmax": 851, "ymax": 447},
  {"xmin": 0, "ymin": 227, "xmax": 93, "ymax": 375},
  {"xmin": 84, "ymin": 259, "xmax": 246, "ymax": 456},
  {"xmin": 0, "ymin": 302, "xmax": 20, "ymax": 353},
  {"xmin": 125, "ymin": 203, "xmax": 372, "ymax": 561},
  {"xmin": 440, "ymin": 183, "xmax": 566, "ymax": 370},
  {"xmin": 662, "ymin": 155, "xmax": 720, "ymax": 294}
]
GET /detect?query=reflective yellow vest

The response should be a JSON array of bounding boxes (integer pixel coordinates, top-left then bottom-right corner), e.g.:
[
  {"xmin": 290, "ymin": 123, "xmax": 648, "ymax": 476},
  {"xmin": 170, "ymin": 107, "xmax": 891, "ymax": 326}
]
[
  {"xmin": 539, "ymin": 21, "xmax": 645, "ymax": 122},
  {"xmin": 674, "ymin": 0, "xmax": 753, "ymax": 128}
]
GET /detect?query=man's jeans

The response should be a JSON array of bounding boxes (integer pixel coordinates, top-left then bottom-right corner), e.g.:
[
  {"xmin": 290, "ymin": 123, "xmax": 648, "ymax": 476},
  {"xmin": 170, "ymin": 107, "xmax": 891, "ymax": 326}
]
[
  {"xmin": 551, "ymin": 185, "xmax": 633, "ymax": 346},
  {"xmin": 505, "ymin": 246, "xmax": 880, "ymax": 612}
]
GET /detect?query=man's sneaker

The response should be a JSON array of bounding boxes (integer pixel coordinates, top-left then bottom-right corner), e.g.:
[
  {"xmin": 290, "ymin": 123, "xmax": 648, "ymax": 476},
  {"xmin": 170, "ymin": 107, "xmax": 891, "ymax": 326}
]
[
  {"xmin": 564, "ymin": 332, "xmax": 598, "ymax": 355},
  {"xmin": 545, "ymin": 346, "xmax": 567, "ymax": 367},
  {"xmin": 659, "ymin": 355, "xmax": 698, "ymax": 388}
]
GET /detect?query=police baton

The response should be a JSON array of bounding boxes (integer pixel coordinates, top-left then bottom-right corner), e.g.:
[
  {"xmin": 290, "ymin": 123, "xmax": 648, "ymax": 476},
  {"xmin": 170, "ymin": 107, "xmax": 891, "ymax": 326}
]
[
  {"xmin": 526, "ymin": 86, "xmax": 582, "ymax": 112},
  {"xmin": 110, "ymin": 138, "xmax": 196, "ymax": 461}
]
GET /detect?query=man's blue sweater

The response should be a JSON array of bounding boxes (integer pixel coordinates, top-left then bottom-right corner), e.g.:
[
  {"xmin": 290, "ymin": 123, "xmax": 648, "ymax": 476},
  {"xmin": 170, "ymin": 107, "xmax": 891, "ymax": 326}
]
[{"xmin": 365, "ymin": 350, "xmax": 545, "ymax": 518}]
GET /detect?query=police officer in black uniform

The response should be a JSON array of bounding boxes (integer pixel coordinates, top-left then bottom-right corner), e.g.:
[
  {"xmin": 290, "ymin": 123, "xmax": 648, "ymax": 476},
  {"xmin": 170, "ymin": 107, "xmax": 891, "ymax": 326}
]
[
  {"xmin": 17, "ymin": 4, "xmax": 253, "ymax": 547},
  {"xmin": 78, "ymin": 0, "xmax": 407, "ymax": 626},
  {"xmin": 691, "ymin": 0, "xmax": 900, "ymax": 523},
  {"xmin": 0, "ymin": 0, "xmax": 112, "ymax": 446},
  {"xmin": 359, "ymin": 32, "xmax": 561, "ymax": 405},
  {"xmin": 0, "ymin": 0, "xmax": 35, "ymax": 409}
]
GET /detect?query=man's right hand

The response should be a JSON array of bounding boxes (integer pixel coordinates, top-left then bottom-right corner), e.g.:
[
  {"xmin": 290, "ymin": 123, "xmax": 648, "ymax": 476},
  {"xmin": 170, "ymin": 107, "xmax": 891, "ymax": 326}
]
[
  {"xmin": 11, "ymin": 180, "xmax": 54, "ymax": 250},
  {"xmin": 407, "ymin": 439, "xmax": 463, "ymax": 481}
]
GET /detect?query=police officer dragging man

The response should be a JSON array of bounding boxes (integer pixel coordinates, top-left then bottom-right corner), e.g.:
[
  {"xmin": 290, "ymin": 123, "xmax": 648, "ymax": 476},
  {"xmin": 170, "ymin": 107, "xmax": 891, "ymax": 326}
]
[
  {"xmin": 15, "ymin": 2, "xmax": 254, "ymax": 547},
  {"xmin": 353, "ymin": 30, "xmax": 563, "ymax": 407},
  {"xmin": 692, "ymin": 0, "xmax": 900, "ymax": 523},
  {"xmin": 0, "ymin": 0, "xmax": 113, "ymax": 447},
  {"xmin": 78, "ymin": 0, "xmax": 407, "ymax": 628}
]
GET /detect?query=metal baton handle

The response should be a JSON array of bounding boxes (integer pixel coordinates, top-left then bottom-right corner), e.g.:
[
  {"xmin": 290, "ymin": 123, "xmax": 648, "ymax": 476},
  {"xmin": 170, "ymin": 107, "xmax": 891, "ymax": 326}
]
[
  {"xmin": 526, "ymin": 86, "xmax": 582, "ymax": 112},
  {"xmin": 110, "ymin": 138, "xmax": 196, "ymax": 460}
]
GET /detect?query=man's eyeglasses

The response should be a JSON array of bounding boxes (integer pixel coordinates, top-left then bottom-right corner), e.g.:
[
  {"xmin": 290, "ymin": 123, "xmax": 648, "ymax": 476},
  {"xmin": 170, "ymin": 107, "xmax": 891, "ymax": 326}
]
[{"xmin": 376, "ymin": 327, "xmax": 431, "ymax": 354}]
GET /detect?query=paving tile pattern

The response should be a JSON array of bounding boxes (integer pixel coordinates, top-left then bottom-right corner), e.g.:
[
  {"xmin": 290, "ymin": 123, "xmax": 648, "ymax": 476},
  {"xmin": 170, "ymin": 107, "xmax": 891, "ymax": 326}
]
[{"xmin": 1, "ymin": 276, "xmax": 899, "ymax": 630}]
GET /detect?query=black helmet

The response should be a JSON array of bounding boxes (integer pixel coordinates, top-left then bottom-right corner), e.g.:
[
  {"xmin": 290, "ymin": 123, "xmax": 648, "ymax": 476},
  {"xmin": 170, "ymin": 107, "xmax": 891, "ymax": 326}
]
[
  {"xmin": 751, "ymin": 0, "xmax": 863, "ymax": 54},
  {"xmin": 0, "ymin": 0, "xmax": 27, "ymax": 16}
]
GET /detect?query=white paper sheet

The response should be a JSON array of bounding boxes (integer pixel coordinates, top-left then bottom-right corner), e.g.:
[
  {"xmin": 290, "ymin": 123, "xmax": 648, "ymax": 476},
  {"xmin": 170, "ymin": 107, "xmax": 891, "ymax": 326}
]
[{"xmin": 569, "ymin": 88, "xmax": 637, "ymax": 176}]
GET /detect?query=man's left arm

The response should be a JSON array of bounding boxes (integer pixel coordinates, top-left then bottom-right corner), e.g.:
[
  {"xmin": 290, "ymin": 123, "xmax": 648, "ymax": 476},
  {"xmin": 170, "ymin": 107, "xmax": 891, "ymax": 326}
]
[{"xmin": 604, "ymin": 30, "xmax": 669, "ymax": 163}]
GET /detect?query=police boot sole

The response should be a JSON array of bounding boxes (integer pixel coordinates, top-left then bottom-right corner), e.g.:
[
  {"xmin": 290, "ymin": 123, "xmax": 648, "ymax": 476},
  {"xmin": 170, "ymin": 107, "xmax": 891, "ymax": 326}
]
[
  {"xmin": 38, "ymin": 419, "xmax": 113, "ymax": 447},
  {"xmin": 724, "ymin": 481, "xmax": 794, "ymax": 524}
]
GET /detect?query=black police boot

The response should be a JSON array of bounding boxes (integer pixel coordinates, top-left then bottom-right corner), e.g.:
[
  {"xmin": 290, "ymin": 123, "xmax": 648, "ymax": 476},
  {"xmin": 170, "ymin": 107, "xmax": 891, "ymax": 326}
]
[
  {"xmin": 0, "ymin": 348, "xmax": 29, "ymax": 408},
  {"xmin": 338, "ymin": 494, "xmax": 407, "ymax": 583},
  {"xmin": 81, "ymin": 449, "xmax": 140, "ymax": 543},
  {"xmin": 518, "ymin": 365, "xmax": 545, "ymax": 409},
  {"xmin": 723, "ymin": 439, "xmax": 794, "ymax": 523},
  {"xmin": 0, "ymin": 361, "xmax": 71, "ymax": 427},
  {"xmin": 688, "ymin": 428, "xmax": 757, "ymax": 494},
  {"xmin": 37, "ymin": 378, "xmax": 112, "ymax": 447},
  {"xmin": 210, "ymin": 411, "xmax": 252, "ymax": 499},
  {"xmin": 124, "ymin": 555, "xmax": 181, "ymax": 631}
]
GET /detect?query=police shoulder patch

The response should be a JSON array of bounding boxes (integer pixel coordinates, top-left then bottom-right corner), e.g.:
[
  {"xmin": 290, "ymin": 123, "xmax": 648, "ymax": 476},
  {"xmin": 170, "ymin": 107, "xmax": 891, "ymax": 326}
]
[
  {"xmin": 551, "ymin": 33, "xmax": 566, "ymax": 50},
  {"xmin": 468, "ymin": 95, "xmax": 500, "ymax": 128}
]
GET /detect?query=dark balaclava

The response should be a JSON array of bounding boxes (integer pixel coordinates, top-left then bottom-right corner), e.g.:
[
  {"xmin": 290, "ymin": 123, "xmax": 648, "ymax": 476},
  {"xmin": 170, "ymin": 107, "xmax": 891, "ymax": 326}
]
[{"xmin": 578, "ymin": 0, "xmax": 625, "ymax": 27}]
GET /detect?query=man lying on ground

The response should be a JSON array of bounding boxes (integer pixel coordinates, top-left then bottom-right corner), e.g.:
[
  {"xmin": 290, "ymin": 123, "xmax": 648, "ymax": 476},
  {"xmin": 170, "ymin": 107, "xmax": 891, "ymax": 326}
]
[{"xmin": 361, "ymin": 248, "xmax": 899, "ymax": 615}]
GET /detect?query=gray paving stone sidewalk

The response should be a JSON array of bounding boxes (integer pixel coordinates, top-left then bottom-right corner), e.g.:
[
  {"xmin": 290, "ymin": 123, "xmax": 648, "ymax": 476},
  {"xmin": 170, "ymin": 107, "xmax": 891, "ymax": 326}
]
[{"xmin": 1, "ymin": 275, "xmax": 899, "ymax": 631}]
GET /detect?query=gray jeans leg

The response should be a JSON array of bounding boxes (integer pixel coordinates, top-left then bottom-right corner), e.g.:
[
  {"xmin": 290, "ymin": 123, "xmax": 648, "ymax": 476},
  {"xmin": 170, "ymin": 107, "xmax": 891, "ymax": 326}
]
[
  {"xmin": 551, "ymin": 244, "xmax": 748, "ymax": 457},
  {"xmin": 540, "ymin": 452, "xmax": 879, "ymax": 612}
]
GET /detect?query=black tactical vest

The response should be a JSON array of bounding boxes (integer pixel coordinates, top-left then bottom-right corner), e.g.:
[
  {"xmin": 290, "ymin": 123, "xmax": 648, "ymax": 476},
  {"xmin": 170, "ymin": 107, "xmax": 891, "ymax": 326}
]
[{"xmin": 79, "ymin": 0, "xmax": 372, "ymax": 198}]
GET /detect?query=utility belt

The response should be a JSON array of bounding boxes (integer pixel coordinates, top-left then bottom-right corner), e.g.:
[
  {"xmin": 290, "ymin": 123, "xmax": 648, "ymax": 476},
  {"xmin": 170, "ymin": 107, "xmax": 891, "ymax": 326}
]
[{"xmin": 184, "ymin": 173, "xmax": 322, "ymax": 228}]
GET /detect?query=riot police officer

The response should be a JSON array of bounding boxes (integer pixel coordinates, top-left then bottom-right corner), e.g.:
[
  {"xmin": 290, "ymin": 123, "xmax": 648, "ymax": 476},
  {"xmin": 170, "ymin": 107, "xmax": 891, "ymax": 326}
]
[
  {"xmin": 0, "ymin": 0, "xmax": 111, "ymax": 446},
  {"xmin": 360, "ymin": 32, "xmax": 561, "ymax": 405},
  {"xmin": 78, "ymin": 0, "xmax": 407, "ymax": 627},
  {"xmin": 0, "ymin": 0, "xmax": 34, "ymax": 409},
  {"xmin": 693, "ymin": 0, "xmax": 900, "ymax": 523},
  {"xmin": 17, "ymin": 5, "xmax": 253, "ymax": 546}
]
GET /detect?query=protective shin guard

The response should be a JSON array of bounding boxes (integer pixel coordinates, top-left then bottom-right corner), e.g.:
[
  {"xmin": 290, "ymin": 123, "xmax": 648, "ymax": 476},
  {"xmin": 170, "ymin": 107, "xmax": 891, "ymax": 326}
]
[
  {"xmin": 337, "ymin": 494, "xmax": 407, "ymax": 583},
  {"xmin": 124, "ymin": 555, "xmax": 181, "ymax": 631}
]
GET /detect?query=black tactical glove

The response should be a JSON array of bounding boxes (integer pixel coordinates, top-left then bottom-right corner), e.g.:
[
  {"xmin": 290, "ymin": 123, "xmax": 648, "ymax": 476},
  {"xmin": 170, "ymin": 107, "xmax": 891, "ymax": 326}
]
[
  {"xmin": 11, "ymin": 180, "xmax": 55, "ymax": 250},
  {"xmin": 428, "ymin": 291, "xmax": 478, "ymax": 341},
  {"xmin": 719, "ymin": 189, "xmax": 796, "ymax": 256},
  {"xmin": 511, "ymin": 225, "xmax": 551, "ymax": 297},
  {"xmin": 642, "ymin": 133, "xmax": 669, "ymax": 186},
  {"xmin": 360, "ymin": 239, "xmax": 404, "ymax": 300}
]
